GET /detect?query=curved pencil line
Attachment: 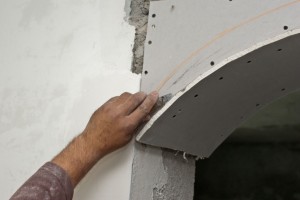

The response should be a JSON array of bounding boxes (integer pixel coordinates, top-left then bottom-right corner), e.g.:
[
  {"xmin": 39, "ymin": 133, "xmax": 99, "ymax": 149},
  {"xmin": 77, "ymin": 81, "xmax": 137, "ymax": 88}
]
[{"xmin": 155, "ymin": 0, "xmax": 300, "ymax": 92}]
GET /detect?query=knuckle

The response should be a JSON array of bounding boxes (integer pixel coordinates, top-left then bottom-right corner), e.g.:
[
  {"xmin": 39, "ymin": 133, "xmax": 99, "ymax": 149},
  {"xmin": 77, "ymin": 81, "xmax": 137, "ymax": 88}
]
[
  {"xmin": 101, "ymin": 103, "xmax": 111, "ymax": 113},
  {"xmin": 102, "ymin": 104, "xmax": 121, "ymax": 118},
  {"xmin": 130, "ymin": 92, "xmax": 146, "ymax": 101},
  {"xmin": 136, "ymin": 91, "xmax": 146, "ymax": 98},
  {"xmin": 137, "ymin": 92, "xmax": 147, "ymax": 101},
  {"xmin": 138, "ymin": 104, "xmax": 150, "ymax": 114},
  {"xmin": 121, "ymin": 92, "xmax": 131, "ymax": 97},
  {"xmin": 132, "ymin": 95, "xmax": 143, "ymax": 105},
  {"xmin": 107, "ymin": 96, "xmax": 118, "ymax": 103}
]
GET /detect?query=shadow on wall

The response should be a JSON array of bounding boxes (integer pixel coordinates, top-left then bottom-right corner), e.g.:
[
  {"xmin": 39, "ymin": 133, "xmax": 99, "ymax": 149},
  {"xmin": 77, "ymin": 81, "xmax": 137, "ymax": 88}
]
[{"xmin": 194, "ymin": 91, "xmax": 300, "ymax": 200}]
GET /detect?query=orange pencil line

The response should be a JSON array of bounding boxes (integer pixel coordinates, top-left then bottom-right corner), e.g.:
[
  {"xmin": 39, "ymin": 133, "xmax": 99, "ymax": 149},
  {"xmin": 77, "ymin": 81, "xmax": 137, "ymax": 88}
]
[{"xmin": 155, "ymin": 0, "xmax": 300, "ymax": 92}]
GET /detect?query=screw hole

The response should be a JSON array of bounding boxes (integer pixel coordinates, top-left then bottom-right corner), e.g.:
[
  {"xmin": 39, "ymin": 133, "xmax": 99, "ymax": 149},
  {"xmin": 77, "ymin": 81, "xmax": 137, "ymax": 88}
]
[
  {"xmin": 277, "ymin": 48, "xmax": 282, "ymax": 51},
  {"xmin": 152, "ymin": 14, "xmax": 156, "ymax": 18},
  {"xmin": 194, "ymin": 94, "xmax": 198, "ymax": 98},
  {"xmin": 172, "ymin": 115, "xmax": 176, "ymax": 118},
  {"xmin": 256, "ymin": 103, "xmax": 260, "ymax": 107},
  {"xmin": 247, "ymin": 60, "xmax": 252, "ymax": 63},
  {"xmin": 210, "ymin": 61, "xmax": 215, "ymax": 66},
  {"xmin": 219, "ymin": 77, "xmax": 224, "ymax": 80},
  {"xmin": 281, "ymin": 88, "xmax": 286, "ymax": 91},
  {"xmin": 148, "ymin": 41, "xmax": 152, "ymax": 45},
  {"xmin": 283, "ymin": 26, "xmax": 288, "ymax": 30},
  {"xmin": 144, "ymin": 70, "xmax": 148, "ymax": 75}
]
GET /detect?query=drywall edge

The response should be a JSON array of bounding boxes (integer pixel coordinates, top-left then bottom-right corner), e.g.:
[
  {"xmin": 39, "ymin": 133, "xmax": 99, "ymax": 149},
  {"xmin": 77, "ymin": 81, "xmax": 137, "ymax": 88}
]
[{"xmin": 136, "ymin": 29, "xmax": 300, "ymax": 142}]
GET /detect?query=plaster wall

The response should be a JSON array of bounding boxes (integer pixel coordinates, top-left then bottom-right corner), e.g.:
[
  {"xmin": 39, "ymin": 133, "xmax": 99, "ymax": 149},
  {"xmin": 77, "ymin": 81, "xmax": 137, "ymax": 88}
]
[{"xmin": 0, "ymin": 1, "xmax": 138, "ymax": 199}]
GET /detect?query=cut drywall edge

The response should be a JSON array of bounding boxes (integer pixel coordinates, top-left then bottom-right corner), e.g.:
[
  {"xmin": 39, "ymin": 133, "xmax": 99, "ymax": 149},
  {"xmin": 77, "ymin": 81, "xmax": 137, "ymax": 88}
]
[{"xmin": 136, "ymin": 29, "xmax": 300, "ymax": 142}]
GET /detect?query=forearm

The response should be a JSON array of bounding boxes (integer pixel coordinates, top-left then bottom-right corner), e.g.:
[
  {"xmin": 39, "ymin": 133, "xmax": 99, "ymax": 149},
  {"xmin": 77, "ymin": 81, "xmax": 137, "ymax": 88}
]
[
  {"xmin": 10, "ymin": 91, "xmax": 158, "ymax": 200},
  {"xmin": 52, "ymin": 131, "xmax": 107, "ymax": 187},
  {"xmin": 51, "ymin": 91, "xmax": 158, "ymax": 187}
]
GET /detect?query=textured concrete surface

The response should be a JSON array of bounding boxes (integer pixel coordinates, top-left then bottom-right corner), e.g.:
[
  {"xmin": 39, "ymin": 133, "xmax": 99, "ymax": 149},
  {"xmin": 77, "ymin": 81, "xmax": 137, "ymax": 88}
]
[
  {"xmin": 127, "ymin": 0, "xmax": 164, "ymax": 74},
  {"xmin": 127, "ymin": 0, "xmax": 150, "ymax": 74},
  {"xmin": 130, "ymin": 143, "xmax": 195, "ymax": 200}
]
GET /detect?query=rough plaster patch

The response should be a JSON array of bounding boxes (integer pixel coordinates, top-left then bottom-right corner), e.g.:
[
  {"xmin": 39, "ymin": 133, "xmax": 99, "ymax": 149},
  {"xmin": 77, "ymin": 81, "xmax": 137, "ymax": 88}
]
[
  {"xmin": 159, "ymin": 150, "xmax": 195, "ymax": 200},
  {"xmin": 130, "ymin": 143, "xmax": 195, "ymax": 200},
  {"xmin": 127, "ymin": 0, "xmax": 150, "ymax": 74},
  {"xmin": 152, "ymin": 185, "xmax": 166, "ymax": 200},
  {"xmin": 126, "ymin": 0, "xmax": 164, "ymax": 74}
]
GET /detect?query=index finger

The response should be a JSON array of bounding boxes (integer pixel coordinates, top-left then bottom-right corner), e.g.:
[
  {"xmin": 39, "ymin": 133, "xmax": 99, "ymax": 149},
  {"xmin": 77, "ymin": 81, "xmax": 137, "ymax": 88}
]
[{"xmin": 128, "ymin": 91, "xmax": 159, "ymax": 124}]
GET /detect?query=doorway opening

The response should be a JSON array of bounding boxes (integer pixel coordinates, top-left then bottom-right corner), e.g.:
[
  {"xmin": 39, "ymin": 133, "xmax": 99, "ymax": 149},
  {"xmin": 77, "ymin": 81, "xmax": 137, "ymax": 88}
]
[{"xmin": 194, "ymin": 91, "xmax": 300, "ymax": 200}]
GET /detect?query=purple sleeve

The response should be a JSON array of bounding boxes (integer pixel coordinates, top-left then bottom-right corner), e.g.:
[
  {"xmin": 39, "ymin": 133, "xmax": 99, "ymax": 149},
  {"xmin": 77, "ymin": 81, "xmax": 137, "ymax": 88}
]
[{"xmin": 10, "ymin": 162, "xmax": 73, "ymax": 200}]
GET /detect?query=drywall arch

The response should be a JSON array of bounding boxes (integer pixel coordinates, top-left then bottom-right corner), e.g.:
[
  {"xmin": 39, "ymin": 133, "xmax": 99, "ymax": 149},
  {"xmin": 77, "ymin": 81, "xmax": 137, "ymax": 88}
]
[{"xmin": 136, "ymin": 0, "xmax": 300, "ymax": 157}]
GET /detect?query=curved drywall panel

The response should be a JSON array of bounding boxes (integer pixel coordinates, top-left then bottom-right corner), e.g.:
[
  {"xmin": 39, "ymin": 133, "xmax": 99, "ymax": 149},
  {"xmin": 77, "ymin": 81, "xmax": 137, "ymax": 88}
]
[
  {"xmin": 138, "ymin": 32, "xmax": 300, "ymax": 157},
  {"xmin": 141, "ymin": 0, "xmax": 300, "ymax": 96},
  {"xmin": 137, "ymin": 0, "xmax": 300, "ymax": 157}
]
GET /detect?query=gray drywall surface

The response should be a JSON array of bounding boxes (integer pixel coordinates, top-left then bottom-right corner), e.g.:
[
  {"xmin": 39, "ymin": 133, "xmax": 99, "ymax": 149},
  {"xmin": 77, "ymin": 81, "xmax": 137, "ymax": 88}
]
[
  {"xmin": 130, "ymin": 144, "xmax": 195, "ymax": 200},
  {"xmin": 141, "ymin": 0, "xmax": 300, "ymax": 95},
  {"xmin": 137, "ymin": 0, "xmax": 300, "ymax": 157},
  {"xmin": 139, "ymin": 33, "xmax": 300, "ymax": 157},
  {"xmin": 241, "ymin": 91, "xmax": 300, "ymax": 128}
]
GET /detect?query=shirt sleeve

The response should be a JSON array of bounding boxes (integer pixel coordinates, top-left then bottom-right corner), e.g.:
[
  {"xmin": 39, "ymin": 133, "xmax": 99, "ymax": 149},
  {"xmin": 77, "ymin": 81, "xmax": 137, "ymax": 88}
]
[{"xmin": 10, "ymin": 162, "xmax": 74, "ymax": 200}]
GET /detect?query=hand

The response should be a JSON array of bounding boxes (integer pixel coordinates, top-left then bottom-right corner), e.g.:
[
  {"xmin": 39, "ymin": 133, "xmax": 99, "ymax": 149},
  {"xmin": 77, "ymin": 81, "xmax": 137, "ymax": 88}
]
[
  {"xmin": 52, "ymin": 91, "xmax": 159, "ymax": 187},
  {"xmin": 83, "ymin": 91, "xmax": 159, "ymax": 154}
]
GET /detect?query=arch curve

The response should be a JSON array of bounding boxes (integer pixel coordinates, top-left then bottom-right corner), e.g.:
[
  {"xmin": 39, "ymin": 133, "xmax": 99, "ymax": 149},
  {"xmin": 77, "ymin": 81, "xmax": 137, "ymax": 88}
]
[{"xmin": 137, "ymin": 0, "xmax": 300, "ymax": 157}]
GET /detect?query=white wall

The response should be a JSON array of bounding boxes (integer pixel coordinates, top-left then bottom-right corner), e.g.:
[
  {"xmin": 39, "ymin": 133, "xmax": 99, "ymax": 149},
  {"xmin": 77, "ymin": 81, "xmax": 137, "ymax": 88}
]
[{"xmin": 0, "ymin": 0, "xmax": 138, "ymax": 199}]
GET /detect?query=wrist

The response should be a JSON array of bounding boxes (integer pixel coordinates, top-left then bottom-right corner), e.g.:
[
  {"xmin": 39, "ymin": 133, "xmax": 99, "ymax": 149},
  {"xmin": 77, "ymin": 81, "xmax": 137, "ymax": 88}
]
[
  {"xmin": 52, "ymin": 132, "xmax": 107, "ymax": 186},
  {"xmin": 80, "ymin": 131, "xmax": 108, "ymax": 160}
]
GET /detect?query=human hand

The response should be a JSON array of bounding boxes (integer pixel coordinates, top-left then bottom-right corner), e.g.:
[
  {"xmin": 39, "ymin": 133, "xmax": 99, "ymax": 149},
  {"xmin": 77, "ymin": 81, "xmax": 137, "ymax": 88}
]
[
  {"xmin": 83, "ymin": 91, "xmax": 159, "ymax": 155},
  {"xmin": 52, "ymin": 91, "xmax": 158, "ymax": 186}
]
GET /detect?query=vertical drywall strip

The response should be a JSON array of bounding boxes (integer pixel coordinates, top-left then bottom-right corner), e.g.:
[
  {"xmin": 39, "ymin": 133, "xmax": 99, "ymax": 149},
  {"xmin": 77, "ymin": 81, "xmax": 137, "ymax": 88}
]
[{"xmin": 130, "ymin": 144, "xmax": 195, "ymax": 200}]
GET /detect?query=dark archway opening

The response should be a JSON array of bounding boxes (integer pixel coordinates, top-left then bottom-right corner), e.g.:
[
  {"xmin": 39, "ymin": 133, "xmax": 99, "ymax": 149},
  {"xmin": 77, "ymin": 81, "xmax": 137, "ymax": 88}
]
[{"xmin": 194, "ymin": 91, "xmax": 300, "ymax": 200}]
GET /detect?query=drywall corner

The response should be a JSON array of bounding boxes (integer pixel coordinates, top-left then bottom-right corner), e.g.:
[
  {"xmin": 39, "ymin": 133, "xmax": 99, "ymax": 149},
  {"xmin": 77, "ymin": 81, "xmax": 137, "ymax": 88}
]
[{"xmin": 130, "ymin": 143, "xmax": 195, "ymax": 200}]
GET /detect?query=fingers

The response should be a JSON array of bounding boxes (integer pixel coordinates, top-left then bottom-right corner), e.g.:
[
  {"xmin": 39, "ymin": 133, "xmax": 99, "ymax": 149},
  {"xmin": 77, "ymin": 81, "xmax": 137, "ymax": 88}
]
[
  {"xmin": 122, "ymin": 92, "xmax": 147, "ymax": 115},
  {"xmin": 128, "ymin": 91, "xmax": 159, "ymax": 125},
  {"xmin": 106, "ymin": 96, "xmax": 119, "ymax": 104},
  {"xmin": 119, "ymin": 92, "xmax": 132, "ymax": 100}
]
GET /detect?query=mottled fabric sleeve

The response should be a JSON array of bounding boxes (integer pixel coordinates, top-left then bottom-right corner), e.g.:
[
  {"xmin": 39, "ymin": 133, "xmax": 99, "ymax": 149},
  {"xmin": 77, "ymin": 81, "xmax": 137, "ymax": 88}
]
[{"xmin": 10, "ymin": 162, "xmax": 73, "ymax": 200}]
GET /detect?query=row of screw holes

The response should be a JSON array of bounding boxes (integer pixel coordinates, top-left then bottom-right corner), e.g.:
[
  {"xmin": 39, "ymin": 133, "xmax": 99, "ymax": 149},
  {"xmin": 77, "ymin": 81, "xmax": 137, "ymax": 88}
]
[
  {"xmin": 173, "ymin": 87, "xmax": 287, "ymax": 119},
  {"xmin": 173, "ymin": 42, "xmax": 289, "ymax": 119},
  {"xmin": 149, "ymin": 13, "xmax": 289, "ymax": 117},
  {"xmin": 147, "ymin": 14, "xmax": 156, "ymax": 46},
  {"xmin": 144, "ymin": 14, "xmax": 157, "ymax": 75},
  {"xmin": 146, "ymin": 19, "xmax": 288, "ymax": 75},
  {"xmin": 147, "ymin": 0, "xmax": 289, "ymax": 72}
]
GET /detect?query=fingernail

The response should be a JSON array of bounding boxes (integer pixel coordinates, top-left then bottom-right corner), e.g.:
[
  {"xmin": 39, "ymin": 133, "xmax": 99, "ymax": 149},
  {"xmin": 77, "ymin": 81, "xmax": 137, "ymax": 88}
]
[{"xmin": 151, "ymin": 91, "xmax": 159, "ymax": 97}]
